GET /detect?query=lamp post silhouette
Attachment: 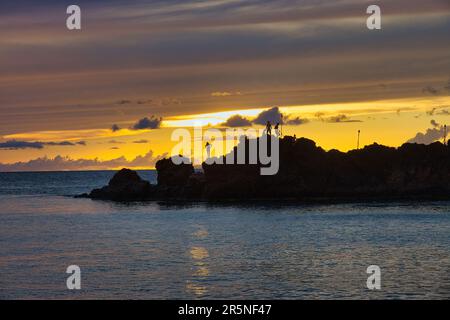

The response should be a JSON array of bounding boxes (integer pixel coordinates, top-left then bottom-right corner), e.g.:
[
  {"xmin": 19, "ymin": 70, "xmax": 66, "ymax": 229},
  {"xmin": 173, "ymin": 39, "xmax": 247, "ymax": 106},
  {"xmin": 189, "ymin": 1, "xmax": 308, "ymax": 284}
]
[
  {"xmin": 280, "ymin": 114, "xmax": 283, "ymax": 138},
  {"xmin": 357, "ymin": 130, "xmax": 361, "ymax": 150},
  {"xmin": 444, "ymin": 125, "xmax": 447, "ymax": 146}
]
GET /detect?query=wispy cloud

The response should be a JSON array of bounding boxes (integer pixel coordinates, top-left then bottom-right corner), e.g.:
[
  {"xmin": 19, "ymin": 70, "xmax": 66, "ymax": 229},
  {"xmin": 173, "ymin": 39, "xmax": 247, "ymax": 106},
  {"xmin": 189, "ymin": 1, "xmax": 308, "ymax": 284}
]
[
  {"xmin": 211, "ymin": 91, "xmax": 242, "ymax": 97},
  {"xmin": 325, "ymin": 114, "xmax": 362, "ymax": 123},
  {"xmin": 108, "ymin": 139, "xmax": 124, "ymax": 144},
  {"xmin": 422, "ymin": 86, "xmax": 440, "ymax": 95},
  {"xmin": 133, "ymin": 139, "xmax": 149, "ymax": 144},
  {"xmin": 286, "ymin": 117, "xmax": 309, "ymax": 125}
]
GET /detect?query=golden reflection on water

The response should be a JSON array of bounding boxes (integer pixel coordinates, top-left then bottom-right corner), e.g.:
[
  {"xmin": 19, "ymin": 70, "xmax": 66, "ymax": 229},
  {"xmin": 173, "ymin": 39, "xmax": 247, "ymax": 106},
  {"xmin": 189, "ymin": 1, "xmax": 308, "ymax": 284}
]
[
  {"xmin": 193, "ymin": 229, "xmax": 209, "ymax": 239},
  {"xmin": 186, "ymin": 226, "xmax": 211, "ymax": 297},
  {"xmin": 185, "ymin": 281, "xmax": 208, "ymax": 296},
  {"xmin": 194, "ymin": 264, "xmax": 210, "ymax": 277},
  {"xmin": 190, "ymin": 246, "xmax": 209, "ymax": 260}
]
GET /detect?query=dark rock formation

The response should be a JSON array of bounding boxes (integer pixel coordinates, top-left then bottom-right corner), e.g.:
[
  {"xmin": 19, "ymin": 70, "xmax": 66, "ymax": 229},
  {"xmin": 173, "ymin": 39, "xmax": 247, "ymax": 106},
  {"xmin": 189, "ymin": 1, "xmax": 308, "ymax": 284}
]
[
  {"xmin": 201, "ymin": 136, "xmax": 450, "ymax": 200},
  {"xmin": 88, "ymin": 168, "xmax": 153, "ymax": 201},
  {"xmin": 184, "ymin": 172, "xmax": 206, "ymax": 198},
  {"xmin": 81, "ymin": 136, "xmax": 450, "ymax": 202},
  {"xmin": 155, "ymin": 158, "xmax": 193, "ymax": 187},
  {"xmin": 83, "ymin": 160, "xmax": 197, "ymax": 201}
]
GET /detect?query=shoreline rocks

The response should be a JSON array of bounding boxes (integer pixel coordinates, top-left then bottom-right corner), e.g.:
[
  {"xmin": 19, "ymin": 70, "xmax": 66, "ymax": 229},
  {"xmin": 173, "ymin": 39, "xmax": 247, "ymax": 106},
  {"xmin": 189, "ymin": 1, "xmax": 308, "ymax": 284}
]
[{"xmin": 80, "ymin": 136, "xmax": 450, "ymax": 202}]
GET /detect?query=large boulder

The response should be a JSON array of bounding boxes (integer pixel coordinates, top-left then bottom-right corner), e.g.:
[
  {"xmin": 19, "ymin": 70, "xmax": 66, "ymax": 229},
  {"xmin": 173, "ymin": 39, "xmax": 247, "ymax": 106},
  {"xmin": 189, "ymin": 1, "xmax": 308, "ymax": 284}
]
[{"xmin": 89, "ymin": 168, "xmax": 153, "ymax": 201}]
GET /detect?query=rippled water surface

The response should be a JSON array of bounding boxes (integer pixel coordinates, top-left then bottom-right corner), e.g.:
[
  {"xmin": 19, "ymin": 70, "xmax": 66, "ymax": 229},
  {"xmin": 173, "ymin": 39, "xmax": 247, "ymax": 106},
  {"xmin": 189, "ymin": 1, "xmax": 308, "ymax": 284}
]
[{"xmin": 0, "ymin": 171, "xmax": 449, "ymax": 299}]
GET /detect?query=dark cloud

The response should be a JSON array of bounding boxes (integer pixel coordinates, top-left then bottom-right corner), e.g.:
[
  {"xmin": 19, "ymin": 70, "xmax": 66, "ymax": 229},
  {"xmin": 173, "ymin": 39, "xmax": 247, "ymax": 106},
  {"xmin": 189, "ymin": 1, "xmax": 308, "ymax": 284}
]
[
  {"xmin": 422, "ymin": 86, "xmax": 440, "ymax": 95},
  {"xmin": 0, "ymin": 140, "xmax": 86, "ymax": 149},
  {"xmin": 407, "ymin": 120, "xmax": 447, "ymax": 144},
  {"xmin": 222, "ymin": 115, "xmax": 252, "ymax": 127},
  {"xmin": 0, "ymin": 140, "xmax": 43, "ymax": 150},
  {"xmin": 430, "ymin": 119, "xmax": 440, "ymax": 128},
  {"xmin": 326, "ymin": 114, "xmax": 362, "ymax": 123},
  {"xmin": 116, "ymin": 99, "xmax": 154, "ymax": 105},
  {"xmin": 252, "ymin": 107, "xmax": 308, "ymax": 126},
  {"xmin": 253, "ymin": 107, "xmax": 283, "ymax": 125},
  {"xmin": 132, "ymin": 116, "xmax": 162, "ymax": 130},
  {"xmin": 44, "ymin": 141, "xmax": 87, "ymax": 146},
  {"xmin": 110, "ymin": 147, "xmax": 120, "ymax": 150},
  {"xmin": 137, "ymin": 99, "xmax": 153, "ymax": 105},
  {"xmin": 108, "ymin": 139, "xmax": 124, "ymax": 144},
  {"xmin": 44, "ymin": 141, "xmax": 74, "ymax": 146},
  {"xmin": 116, "ymin": 100, "xmax": 132, "ymax": 105},
  {"xmin": 445, "ymin": 80, "xmax": 450, "ymax": 92},
  {"xmin": 0, "ymin": 150, "xmax": 168, "ymax": 172},
  {"xmin": 111, "ymin": 124, "xmax": 121, "ymax": 132},
  {"xmin": 133, "ymin": 139, "xmax": 149, "ymax": 144},
  {"xmin": 286, "ymin": 117, "xmax": 309, "ymax": 125}
]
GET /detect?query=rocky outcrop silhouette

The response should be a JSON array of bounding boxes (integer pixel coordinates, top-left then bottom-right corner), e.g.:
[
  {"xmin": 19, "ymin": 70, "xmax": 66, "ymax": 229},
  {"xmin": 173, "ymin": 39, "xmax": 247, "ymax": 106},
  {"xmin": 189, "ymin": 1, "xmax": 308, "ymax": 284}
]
[
  {"xmin": 87, "ymin": 168, "xmax": 154, "ymax": 201},
  {"xmin": 81, "ymin": 136, "xmax": 450, "ymax": 202},
  {"xmin": 155, "ymin": 158, "xmax": 193, "ymax": 187}
]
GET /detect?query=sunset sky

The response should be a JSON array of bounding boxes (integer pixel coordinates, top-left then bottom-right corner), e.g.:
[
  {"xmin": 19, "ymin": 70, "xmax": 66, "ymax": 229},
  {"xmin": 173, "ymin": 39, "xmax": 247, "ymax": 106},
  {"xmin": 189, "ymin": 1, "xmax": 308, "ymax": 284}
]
[{"xmin": 1, "ymin": 0, "xmax": 449, "ymax": 171}]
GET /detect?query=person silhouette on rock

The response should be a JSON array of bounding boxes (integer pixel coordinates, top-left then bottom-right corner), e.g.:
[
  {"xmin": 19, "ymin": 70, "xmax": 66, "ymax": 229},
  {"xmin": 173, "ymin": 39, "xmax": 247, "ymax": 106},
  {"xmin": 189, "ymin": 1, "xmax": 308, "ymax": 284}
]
[
  {"xmin": 274, "ymin": 123, "xmax": 280, "ymax": 137},
  {"xmin": 205, "ymin": 142, "xmax": 211, "ymax": 159},
  {"xmin": 265, "ymin": 121, "xmax": 272, "ymax": 136}
]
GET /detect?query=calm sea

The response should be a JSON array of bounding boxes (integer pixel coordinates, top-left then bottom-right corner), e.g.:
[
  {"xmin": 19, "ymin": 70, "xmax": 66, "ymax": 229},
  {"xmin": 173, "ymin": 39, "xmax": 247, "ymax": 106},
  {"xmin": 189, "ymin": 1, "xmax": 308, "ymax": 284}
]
[{"xmin": 0, "ymin": 171, "xmax": 449, "ymax": 299}]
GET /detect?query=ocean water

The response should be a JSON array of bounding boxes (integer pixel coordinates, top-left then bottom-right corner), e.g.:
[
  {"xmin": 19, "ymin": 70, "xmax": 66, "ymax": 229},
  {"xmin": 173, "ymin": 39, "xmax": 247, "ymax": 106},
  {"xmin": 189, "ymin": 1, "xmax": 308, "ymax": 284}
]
[{"xmin": 0, "ymin": 171, "xmax": 449, "ymax": 300}]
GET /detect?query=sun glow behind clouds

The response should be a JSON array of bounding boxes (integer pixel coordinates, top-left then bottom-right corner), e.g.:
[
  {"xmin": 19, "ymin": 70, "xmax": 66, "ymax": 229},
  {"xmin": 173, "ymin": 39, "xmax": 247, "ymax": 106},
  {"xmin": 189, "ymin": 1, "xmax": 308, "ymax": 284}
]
[
  {"xmin": 2, "ymin": 96, "xmax": 450, "ymax": 168},
  {"xmin": 4, "ymin": 97, "xmax": 449, "ymax": 143},
  {"xmin": 164, "ymin": 97, "xmax": 450, "ymax": 128},
  {"xmin": 163, "ymin": 108, "xmax": 265, "ymax": 127}
]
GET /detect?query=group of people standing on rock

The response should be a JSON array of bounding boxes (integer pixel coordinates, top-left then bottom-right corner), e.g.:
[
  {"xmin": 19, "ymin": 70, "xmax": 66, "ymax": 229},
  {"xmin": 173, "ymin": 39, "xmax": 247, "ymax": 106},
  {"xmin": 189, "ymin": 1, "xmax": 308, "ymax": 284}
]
[
  {"xmin": 265, "ymin": 121, "xmax": 281, "ymax": 137},
  {"xmin": 204, "ymin": 120, "xmax": 282, "ymax": 159}
]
